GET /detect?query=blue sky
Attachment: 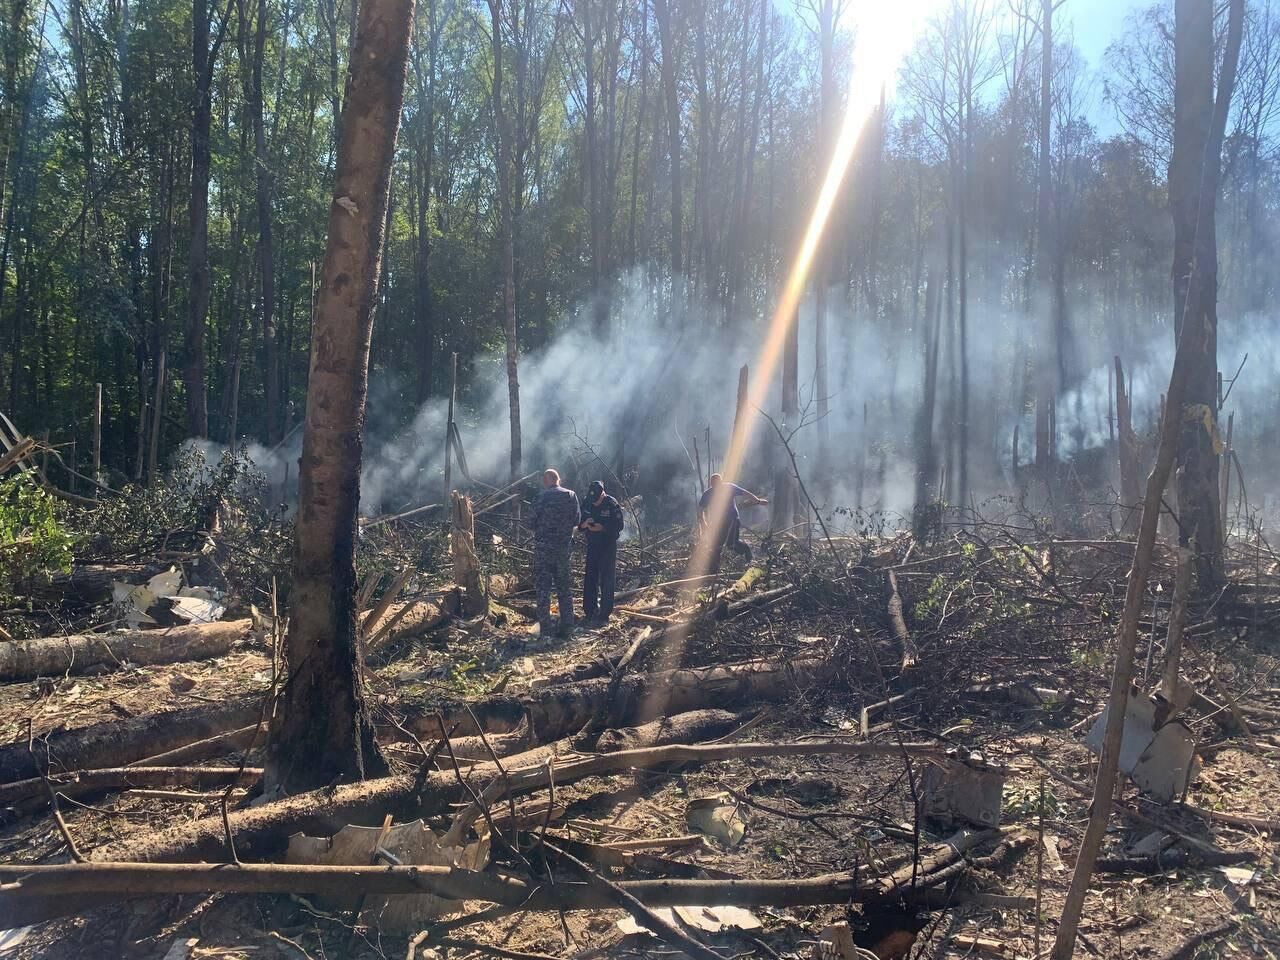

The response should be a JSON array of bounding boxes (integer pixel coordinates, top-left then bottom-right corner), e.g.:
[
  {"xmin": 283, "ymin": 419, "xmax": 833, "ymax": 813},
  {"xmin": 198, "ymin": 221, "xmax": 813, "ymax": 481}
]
[{"xmin": 1069, "ymin": 0, "xmax": 1146, "ymax": 68}]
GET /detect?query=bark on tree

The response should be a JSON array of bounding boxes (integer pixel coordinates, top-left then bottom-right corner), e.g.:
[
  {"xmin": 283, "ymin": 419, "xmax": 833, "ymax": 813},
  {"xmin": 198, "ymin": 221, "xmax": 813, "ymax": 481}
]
[
  {"xmin": 1033, "ymin": 0, "xmax": 1055, "ymax": 470},
  {"xmin": 652, "ymin": 0, "xmax": 682, "ymax": 283},
  {"xmin": 185, "ymin": 0, "xmax": 230, "ymax": 439},
  {"xmin": 248, "ymin": 0, "xmax": 279, "ymax": 444},
  {"xmin": 410, "ymin": 0, "xmax": 438, "ymax": 407},
  {"xmin": 1169, "ymin": 0, "xmax": 1242, "ymax": 590},
  {"xmin": 488, "ymin": 0, "xmax": 522, "ymax": 480},
  {"xmin": 264, "ymin": 0, "xmax": 417, "ymax": 795}
]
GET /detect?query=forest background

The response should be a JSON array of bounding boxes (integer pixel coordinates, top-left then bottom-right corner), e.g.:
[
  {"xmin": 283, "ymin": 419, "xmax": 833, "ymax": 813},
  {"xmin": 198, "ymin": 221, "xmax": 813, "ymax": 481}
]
[{"xmin": 1, "ymin": 0, "xmax": 1277, "ymax": 520}]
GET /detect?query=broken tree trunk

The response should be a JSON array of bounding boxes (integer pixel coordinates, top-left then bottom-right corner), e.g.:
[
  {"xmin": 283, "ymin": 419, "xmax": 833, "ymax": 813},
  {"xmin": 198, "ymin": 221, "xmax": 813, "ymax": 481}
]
[
  {"xmin": 450, "ymin": 491, "xmax": 488, "ymax": 617},
  {"xmin": 885, "ymin": 569, "xmax": 918, "ymax": 670},
  {"xmin": 0, "ymin": 696, "xmax": 262, "ymax": 783},
  {"xmin": 0, "ymin": 619, "xmax": 252, "ymax": 681}
]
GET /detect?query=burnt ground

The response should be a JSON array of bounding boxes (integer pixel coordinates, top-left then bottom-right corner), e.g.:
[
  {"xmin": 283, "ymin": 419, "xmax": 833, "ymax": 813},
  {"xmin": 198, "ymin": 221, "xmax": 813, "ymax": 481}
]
[{"xmin": 1, "ymin": 514, "xmax": 1279, "ymax": 960}]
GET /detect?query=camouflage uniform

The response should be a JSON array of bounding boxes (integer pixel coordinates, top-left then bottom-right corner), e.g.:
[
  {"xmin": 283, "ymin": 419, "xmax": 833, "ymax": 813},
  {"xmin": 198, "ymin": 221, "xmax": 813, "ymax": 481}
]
[{"xmin": 528, "ymin": 484, "xmax": 580, "ymax": 635}]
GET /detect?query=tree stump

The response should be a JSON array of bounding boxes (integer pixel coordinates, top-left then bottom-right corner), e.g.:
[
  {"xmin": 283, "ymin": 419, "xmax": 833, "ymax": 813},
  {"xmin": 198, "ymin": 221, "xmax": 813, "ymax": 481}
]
[{"xmin": 451, "ymin": 491, "xmax": 489, "ymax": 618}]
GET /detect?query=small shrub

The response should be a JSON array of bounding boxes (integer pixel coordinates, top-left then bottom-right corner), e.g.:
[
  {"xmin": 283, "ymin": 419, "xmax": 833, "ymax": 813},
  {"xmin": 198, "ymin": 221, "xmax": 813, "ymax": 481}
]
[{"xmin": 0, "ymin": 473, "xmax": 75, "ymax": 597}]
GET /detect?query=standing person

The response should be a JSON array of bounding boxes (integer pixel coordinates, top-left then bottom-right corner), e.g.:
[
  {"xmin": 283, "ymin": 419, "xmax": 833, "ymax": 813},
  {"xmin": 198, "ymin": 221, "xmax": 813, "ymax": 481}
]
[
  {"xmin": 579, "ymin": 479, "xmax": 623, "ymax": 626},
  {"xmin": 528, "ymin": 468, "xmax": 580, "ymax": 638},
  {"xmin": 698, "ymin": 473, "xmax": 767, "ymax": 573}
]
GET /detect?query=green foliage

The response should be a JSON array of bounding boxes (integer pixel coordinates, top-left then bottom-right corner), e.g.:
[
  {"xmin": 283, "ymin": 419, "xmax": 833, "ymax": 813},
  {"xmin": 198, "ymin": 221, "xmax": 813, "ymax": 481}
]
[
  {"xmin": 0, "ymin": 475, "xmax": 75, "ymax": 596},
  {"xmin": 77, "ymin": 445, "xmax": 293, "ymax": 606},
  {"xmin": 1002, "ymin": 783, "xmax": 1060, "ymax": 821}
]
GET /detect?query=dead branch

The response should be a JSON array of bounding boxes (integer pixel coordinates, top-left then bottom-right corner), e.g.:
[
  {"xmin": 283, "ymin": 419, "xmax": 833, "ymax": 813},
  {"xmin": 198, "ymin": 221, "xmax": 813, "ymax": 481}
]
[{"xmin": 885, "ymin": 569, "xmax": 918, "ymax": 670}]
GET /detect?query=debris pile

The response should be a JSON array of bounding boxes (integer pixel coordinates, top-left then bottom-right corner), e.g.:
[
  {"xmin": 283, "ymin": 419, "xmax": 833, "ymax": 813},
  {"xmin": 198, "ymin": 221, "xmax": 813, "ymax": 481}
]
[{"xmin": 1, "ymin": 471, "xmax": 1278, "ymax": 959}]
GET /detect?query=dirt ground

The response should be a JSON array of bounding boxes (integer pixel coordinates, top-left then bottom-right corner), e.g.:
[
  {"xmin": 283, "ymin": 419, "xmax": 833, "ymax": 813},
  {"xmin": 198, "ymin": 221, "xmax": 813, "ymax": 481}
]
[{"xmin": 2, "ymin": 525, "xmax": 1279, "ymax": 960}]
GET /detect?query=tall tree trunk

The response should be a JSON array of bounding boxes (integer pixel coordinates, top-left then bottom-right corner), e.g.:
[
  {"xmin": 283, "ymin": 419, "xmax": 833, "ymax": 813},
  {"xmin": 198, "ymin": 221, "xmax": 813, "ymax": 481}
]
[
  {"xmin": 1169, "ymin": 0, "xmax": 1242, "ymax": 590},
  {"xmin": 412, "ymin": 0, "xmax": 437, "ymax": 406},
  {"xmin": 580, "ymin": 0, "xmax": 606, "ymax": 333},
  {"xmin": 652, "ymin": 0, "xmax": 681, "ymax": 284},
  {"xmin": 488, "ymin": 0, "xmax": 521, "ymax": 480},
  {"xmin": 813, "ymin": 0, "xmax": 835, "ymax": 456},
  {"xmin": 1033, "ymin": 0, "xmax": 1055, "ymax": 471},
  {"xmin": 264, "ymin": 0, "xmax": 415, "ymax": 795},
  {"xmin": 249, "ymin": 0, "xmax": 279, "ymax": 444},
  {"xmin": 185, "ymin": 0, "xmax": 223, "ymax": 439}
]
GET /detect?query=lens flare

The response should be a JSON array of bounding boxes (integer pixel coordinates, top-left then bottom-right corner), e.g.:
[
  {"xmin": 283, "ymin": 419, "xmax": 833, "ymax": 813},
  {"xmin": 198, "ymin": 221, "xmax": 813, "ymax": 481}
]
[{"xmin": 651, "ymin": 1, "xmax": 937, "ymax": 693}]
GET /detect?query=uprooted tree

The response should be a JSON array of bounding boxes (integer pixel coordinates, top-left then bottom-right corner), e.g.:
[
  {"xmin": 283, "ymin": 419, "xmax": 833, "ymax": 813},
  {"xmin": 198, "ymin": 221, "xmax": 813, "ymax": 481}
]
[{"xmin": 263, "ymin": 0, "xmax": 417, "ymax": 796}]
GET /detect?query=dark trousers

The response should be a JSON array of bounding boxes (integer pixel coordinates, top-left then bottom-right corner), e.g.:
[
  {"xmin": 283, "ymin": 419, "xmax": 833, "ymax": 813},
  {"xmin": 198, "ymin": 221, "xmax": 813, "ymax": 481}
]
[
  {"xmin": 708, "ymin": 516, "xmax": 751, "ymax": 573},
  {"xmin": 535, "ymin": 550, "xmax": 574, "ymax": 633},
  {"xmin": 583, "ymin": 538, "xmax": 617, "ymax": 619}
]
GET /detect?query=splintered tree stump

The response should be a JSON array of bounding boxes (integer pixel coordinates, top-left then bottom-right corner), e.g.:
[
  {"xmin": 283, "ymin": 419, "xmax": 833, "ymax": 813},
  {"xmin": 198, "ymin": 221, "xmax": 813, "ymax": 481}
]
[
  {"xmin": 0, "ymin": 619, "xmax": 253, "ymax": 682},
  {"xmin": 450, "ymin": 491, "xmax": 489, "ymax": 618}
]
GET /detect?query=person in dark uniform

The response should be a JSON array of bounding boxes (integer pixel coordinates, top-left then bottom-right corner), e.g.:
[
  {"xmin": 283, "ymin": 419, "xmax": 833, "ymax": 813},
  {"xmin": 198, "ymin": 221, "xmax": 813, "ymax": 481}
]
[
  {"xmin": 579, "ymin": 479, "xmax": 623, "ymax": 626},
  {"xmin": 698, "ymin": 473, "xmax": 767, "ymax": 573},
  {"xmin": 527, "ymin": 468, "xmax": 580, "ymax": 638}
]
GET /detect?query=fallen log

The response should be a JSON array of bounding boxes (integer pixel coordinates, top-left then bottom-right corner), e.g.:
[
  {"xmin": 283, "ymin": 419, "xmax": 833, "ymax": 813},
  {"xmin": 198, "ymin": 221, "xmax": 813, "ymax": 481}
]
[
  {"xmin": 412, "ymin": 657, "xmax": 826, "ymax": 745},
  {"xmin": 589, "ymin": 709, "xmax": 742, "ymax": 753},
  {"xmin": 0, "ymin": 825, "xmax": 986, "ymax": 926},
  {"xmin": 716, "ymin": 566, "xmax": 765, "ymax": 607},
  {"xmin": 0, "ymin": 696, "xmax": 262, "ymax": 783},
  {"xmin": 89, "ymin": 740, "xmax": 948, "ymax": 868},
  {"xmin": 0, "ymin": 765, "xmax": 260, "ymax": 810},
  {"xmin": 0, "ymin": 619, "xmax": 252, "ymax": 682}
]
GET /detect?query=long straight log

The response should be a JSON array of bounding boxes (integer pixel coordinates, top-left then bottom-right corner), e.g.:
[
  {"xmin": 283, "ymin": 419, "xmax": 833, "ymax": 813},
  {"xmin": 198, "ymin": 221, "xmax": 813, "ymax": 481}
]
[
  {"xmin": 0, "ymin": 826, "xmax": 988, "ymax": 927},
  {"xmin": 89, "ymin": 740, "xmax": 947, "ymax": 867},
  {"xmin": 0, "ymin": 619, "xmax": 252, "ymax": 682},
  {"xmin": 410, "ymin": 657, "xmax": 826, "ymax": 743},
  {"xmin": 0, "ymin": 696, "xmax": 263, "ymax": 784}
]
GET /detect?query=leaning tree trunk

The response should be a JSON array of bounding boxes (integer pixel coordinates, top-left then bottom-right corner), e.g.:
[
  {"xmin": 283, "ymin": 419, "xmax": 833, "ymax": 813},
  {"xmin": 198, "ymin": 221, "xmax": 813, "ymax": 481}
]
[
  {"xmin": 1169, "ymin": 0, "xmax": 1241, "ymax": 592},
  {"xmin": 264, "ymin": 0, "xmax": 416, "ymax": 795}
]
